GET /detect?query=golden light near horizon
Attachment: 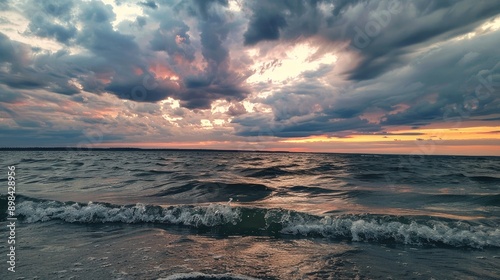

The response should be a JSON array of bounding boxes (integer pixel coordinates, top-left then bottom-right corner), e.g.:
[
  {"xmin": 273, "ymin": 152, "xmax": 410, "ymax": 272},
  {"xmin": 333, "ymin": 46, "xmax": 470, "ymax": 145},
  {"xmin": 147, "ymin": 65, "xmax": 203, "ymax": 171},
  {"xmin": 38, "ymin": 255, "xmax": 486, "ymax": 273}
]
[{"xmin": 280, "ymin": 126, "xmax": 500, "ymax": 143}]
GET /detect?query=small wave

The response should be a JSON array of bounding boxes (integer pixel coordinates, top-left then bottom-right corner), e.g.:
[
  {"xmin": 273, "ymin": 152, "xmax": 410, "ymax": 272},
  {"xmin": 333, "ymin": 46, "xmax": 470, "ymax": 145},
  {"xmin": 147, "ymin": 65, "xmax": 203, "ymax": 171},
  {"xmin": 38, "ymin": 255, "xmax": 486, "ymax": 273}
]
[
  {"xmin": 242, "ymin": 166, "xmax": 293, "ymax": 178},
  {"xmin": 11, "ymin": 196, "xmax": 241, "ymax": 228},
  {"xmin": 441, "ymin": 173, "xmax": 468, "ymax": 178},
  {"xmin": 305, "ymin": 164, "xmax": 342, "ymax": 174},
  {"xmin": 171, "ymin": 174, "xmax": 196, "ymax": 181},
  {"xmin": 214, "ymin": 163, "xmax": 228, "ymax": 170},
  {"xmin": 19, "ymin": 158, "xmax": 49, "ymax": 163},
  {"xmin": 134, "ymin": 170, "xmax": 175, "ymax": 177},
  {"xmin": 281, "ymin": 186, "xmax": 353, "ymax": 197},
  {"xmin": 353, "ymin": 173, "xmax": 386, "ymax": 180},
  {"xmin": 3, "ymin": 196, "xmax": 499, "ymax": 249},
  {"xmin": 150, "ymin": 181, "xmax": 273, "ymax": 202},
  {"xmin": 468, "ymin": 175, "xmax": 500, "ymax": 183},
  {"xmin": 427, "ymin": 194, "xmax": 500, "ymax": 207},
  {"xmin": 277, "ymin": 214, "xmax": 500, "ymax": 249},
  {"xmin": 388, "ymin": 166, "xmax": 414, "ymax": 173},
  {"xmin": 287, "ymin": 185, "xmax": 339, "ymax": 194},
  {"xmin": 149, "ymin": 170, "xmax": 175, "ymax": 174},
  {"xmin": 247, "ymin": 157, "xmax": 264, "ymax": 161}
]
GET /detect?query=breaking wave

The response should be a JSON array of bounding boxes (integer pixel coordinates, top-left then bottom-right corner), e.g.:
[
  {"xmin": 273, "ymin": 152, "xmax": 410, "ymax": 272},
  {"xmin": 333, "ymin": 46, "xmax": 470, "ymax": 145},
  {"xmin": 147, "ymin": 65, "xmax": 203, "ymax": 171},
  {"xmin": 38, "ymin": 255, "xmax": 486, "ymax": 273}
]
[{"xmin": 2, "ymin": 195, "xmax": 499, "ymax": 249}]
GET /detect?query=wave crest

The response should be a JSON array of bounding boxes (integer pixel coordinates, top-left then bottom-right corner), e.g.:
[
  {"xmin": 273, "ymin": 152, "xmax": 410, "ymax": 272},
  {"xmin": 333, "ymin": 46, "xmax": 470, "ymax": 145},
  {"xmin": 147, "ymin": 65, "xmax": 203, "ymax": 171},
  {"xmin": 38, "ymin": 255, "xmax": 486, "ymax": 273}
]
[
  {"xmin": 5, "ymin": 196, "xmax": 499, "ymax": 249},
  {"xmin": 15, "ymin": 198, "xmax": 241, "ymax": 227}
]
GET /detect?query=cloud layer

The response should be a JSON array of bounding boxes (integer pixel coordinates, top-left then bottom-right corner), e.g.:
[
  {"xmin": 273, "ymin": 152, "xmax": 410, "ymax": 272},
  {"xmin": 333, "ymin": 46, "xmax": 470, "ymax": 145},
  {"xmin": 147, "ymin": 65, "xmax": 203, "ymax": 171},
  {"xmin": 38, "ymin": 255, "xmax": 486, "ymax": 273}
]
[{"xmin": 0, "ymin": 0, "xmax": 499, "ymax": 154}]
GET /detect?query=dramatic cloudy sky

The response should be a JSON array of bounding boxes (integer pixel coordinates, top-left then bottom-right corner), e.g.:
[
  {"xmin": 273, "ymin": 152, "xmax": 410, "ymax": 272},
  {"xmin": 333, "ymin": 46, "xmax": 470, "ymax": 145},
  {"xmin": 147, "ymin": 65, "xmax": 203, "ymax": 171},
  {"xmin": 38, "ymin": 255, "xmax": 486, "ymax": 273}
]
[{"xmin": 0, "ymin": 0, "xmax": 499, "ymax": 155}]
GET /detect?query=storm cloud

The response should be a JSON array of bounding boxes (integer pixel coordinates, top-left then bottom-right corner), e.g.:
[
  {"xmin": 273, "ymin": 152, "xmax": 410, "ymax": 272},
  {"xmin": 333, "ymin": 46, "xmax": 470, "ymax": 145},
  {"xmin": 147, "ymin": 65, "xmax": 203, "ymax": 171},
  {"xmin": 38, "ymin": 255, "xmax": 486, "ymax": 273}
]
[{"xmin": 241, "ymin": 0, "xmax": 500, "ymax": 81}]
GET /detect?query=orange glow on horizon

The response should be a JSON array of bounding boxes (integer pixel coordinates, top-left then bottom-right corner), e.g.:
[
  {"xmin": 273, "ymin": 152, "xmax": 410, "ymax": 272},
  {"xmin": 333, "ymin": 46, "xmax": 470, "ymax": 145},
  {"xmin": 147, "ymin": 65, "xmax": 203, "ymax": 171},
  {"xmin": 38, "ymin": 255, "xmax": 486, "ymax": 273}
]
[
  {"xmin": 89, "ymin": 125, "xmax": 500, "ymax": 156},
  {"xmin": 280, "ymin": 126, "xmax": 500, "ymax": 143},
  {"xmin": 93, "ymin": 141, "xmax": 235, "ymax": 149}
]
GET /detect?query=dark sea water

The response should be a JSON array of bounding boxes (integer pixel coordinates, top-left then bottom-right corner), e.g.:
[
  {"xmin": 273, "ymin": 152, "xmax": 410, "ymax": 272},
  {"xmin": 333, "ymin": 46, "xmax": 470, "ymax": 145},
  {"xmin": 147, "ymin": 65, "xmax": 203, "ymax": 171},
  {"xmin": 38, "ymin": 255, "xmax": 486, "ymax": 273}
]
[{"xmin": 1, "ymin": 150, "xmax": 499, "ymax": 279}]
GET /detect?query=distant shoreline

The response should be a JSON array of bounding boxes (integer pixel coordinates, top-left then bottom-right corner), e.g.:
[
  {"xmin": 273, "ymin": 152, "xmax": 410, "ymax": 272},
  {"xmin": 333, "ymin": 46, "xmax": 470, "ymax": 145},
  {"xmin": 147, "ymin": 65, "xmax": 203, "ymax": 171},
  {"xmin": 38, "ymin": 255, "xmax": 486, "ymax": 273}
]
[
  {"xmin": 0, "ymin": 147, "xmax": 290, "ymax": 153},
  {"xmin": 0, "ymin": 147, "xmax": 498, "ymax": 157}
]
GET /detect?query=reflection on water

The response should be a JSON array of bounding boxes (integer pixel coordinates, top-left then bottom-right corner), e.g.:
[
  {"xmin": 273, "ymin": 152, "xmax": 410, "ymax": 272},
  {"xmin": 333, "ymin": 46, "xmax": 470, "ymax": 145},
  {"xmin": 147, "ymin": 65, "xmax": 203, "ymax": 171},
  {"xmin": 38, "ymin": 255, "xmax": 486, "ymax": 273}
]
[
  {"xmin": 7, "ymin": 221, "xmax": 499, "ymax": 279},
  {"xmin": 5, "ymin": 151, "xmax": 500, "ymax": 221}
]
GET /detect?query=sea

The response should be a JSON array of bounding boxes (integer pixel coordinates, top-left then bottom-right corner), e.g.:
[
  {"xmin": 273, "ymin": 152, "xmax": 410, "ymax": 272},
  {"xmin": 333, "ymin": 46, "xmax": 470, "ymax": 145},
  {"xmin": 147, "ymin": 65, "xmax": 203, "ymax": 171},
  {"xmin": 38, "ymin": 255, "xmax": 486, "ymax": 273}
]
[{"xmin": 0, "ymin": 150, "xmax": 499, "ymax": 279}]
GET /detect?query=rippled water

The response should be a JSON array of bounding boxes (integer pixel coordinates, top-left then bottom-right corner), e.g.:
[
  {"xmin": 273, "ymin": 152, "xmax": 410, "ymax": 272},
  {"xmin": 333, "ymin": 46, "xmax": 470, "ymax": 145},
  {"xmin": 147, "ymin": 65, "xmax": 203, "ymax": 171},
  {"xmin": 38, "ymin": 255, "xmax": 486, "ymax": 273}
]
[{"xmin": 1, "ymin": 151, "xmax": 499, "ymax": 279}]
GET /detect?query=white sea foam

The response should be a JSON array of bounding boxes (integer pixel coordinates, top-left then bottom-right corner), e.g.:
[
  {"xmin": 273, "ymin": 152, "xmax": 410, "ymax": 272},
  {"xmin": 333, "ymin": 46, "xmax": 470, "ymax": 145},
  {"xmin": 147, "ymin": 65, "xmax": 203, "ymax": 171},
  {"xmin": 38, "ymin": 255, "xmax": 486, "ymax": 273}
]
[
  {"xmin": 278, "ymin": 214, "xmax": 500, "ymax": 248},
  {"xmin": 16, "ymin": 200, "xmax": 241, "ymax": 227},
  {"xmin": 15, "ymin": 198, "xmax": 500, "ymax": 248}
]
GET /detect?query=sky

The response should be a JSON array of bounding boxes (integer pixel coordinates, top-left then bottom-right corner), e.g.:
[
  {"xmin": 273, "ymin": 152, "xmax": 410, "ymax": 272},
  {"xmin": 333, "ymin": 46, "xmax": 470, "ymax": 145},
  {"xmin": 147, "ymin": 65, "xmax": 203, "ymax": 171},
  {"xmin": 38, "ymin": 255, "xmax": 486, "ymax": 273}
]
[{"xmin": 0, "ymin": 0, "xmax": 499, "ymax": 156}]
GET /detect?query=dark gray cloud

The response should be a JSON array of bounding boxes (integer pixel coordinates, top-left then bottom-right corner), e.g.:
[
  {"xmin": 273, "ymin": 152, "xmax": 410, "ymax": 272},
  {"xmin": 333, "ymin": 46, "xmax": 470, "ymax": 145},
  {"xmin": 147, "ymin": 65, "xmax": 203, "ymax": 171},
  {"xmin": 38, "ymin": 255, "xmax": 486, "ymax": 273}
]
[
  {"xmin": 138, "ymin": 1, "xmax": 158, "ymax": 9},
  {"xmin": 0, "ymin": 86, "xmax": 24, "ymax": 103},
  {"xmin": 144, "ymin": 0, "xmax": 250, "ymax": 107},
  {"xmin": 379, "ymin": 31, "xmax": 500, "ymax": 126},
  {"xmin": 244, "ymin": 10, "xmax": 287, "ymax": 45},
  {"xmin": 243, "ymin": 0, "xmax": 341, "ymax": 46},
  {"xmin": 135, "ymin": 16, "xmax": 147, "ymax": 28},
  {"xmin": 276, "ymin": 116, "xmax": 380, "ymax": 138},
  {"xmin": 37, "ymin": 0, "xmax": 75, "ymax": 21},
  {"xmin": 0, "ymin": 32, "xmax": 22, "ymax": 67},
  {"xmin": 1, "ymin": 1, "xmax": 141, "ymax": 96},
  {"xmin": 233, "ymin": 113, "xmax": 380, "ymax": 138},
  {"xmin": 104, "ymin": 77, "xmax": 179, "ymax": 102},
  {"xmin": 344, "ymin": 1, "xmax": 500, "ymax": 80},
  {"xmin": 47, "ymin": 0, "xmax": 249, "ymax": 108},
  {"xmin": 0, "ymin": 0, "xmax": 252, "ymax": 108},
  {"xmin": 0, "ymin": 0, "xmax": 11, "ymax": 10},
  {"xmin": 243, "ymin": 0, "xmax": 500, "ymax": 81},
  {"xmin": 26, "ymin": 15, "xmax": 77, "ymax": 44},
  {"xmin": 234, "ymin": 27, "xmax": 500, "ymax": 138},
  {"xmin": 186, "ymin": 0, "xmax": 249, "ymax": 104},
  {"xmin": 22, "ymin": 0, "xmax": 77, "ymax": 43},
  {"xmin": 185, "ymin": 0, "xmax": 228, "ymax": 20},
  {"xmin": 72, "ymin": 1, "xmax": 164, "ymax": 100},
  {"xmin": 0, "ymin": 126, "xmax": 124, "ymax": 147},
  {"xmin": 180, "ymin": 83, "xmax": 248, "ymax": 109},
  {"xmin": 149, "ymin": 16, "xmax": 195, "ymax": 61},
  {"xmin": 0, "ymin": 33, "xmax": 81, "ymax": 94},
  {"xmin": 227, "ymin": 102, "xmax": 247, "ymax": 116},
  {"xmin": 242, "ymin": 0, "xmax": 343, "ymax": 45}
]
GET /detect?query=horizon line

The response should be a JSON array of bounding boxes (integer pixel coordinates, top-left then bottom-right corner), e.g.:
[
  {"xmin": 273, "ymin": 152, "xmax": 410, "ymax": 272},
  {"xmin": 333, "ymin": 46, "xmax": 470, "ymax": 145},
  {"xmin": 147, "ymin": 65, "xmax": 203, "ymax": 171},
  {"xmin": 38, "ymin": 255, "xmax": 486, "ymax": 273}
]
[{"xmin": 1, "ymin": 147, "xmax": 498, "ymax": 157}]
